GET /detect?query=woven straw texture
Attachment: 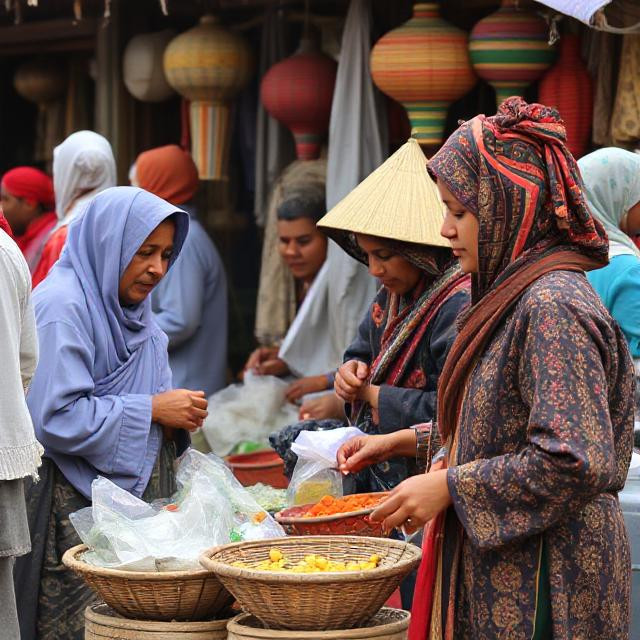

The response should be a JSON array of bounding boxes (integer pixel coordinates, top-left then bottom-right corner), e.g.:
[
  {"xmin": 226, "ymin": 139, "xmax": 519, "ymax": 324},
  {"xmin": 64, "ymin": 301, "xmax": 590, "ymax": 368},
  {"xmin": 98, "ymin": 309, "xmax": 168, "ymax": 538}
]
[
  {"xmin": 84, "ymin": 603, "xmax": 232, "ymax": 639},
  {"xmin": 275, "ymin": 493, "xmax": 389, "ymax": 537},
  {"xmin": 63, "ymin": 544, "xmax": 233, "ymax": 622},
  {"xmin": 317, "ymin": 138, "xmax": 448, "ymax": 248},
  {"xmin": 261, "ymin": 41, "xmax": 337, "ymax": 161},
  {"xmin": 538, "ymin": 34, "xmax": 593, "ymax": 159},
  {"xmin": 227, "ymin": 608, "xmax": 410, "ymax": 640},
  {"xmin": 200, "ymin": 536, "xmax": 421, "ymax": 631},
  {"xmin": 469, "ymin": 1, "xmax": 556, "ymax": 107},
  {"xmin": 163, "ymin": 15, "xmax": 252, "ymax": 103},
  {"xmin": 370, "ymin": 3, "xmax": 475, "ymax": 144}
]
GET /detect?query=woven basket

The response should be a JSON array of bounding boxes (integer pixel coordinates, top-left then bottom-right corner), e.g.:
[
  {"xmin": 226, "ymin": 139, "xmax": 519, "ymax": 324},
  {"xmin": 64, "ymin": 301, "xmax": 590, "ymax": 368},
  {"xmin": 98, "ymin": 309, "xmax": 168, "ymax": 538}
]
[
  {"xmin": 275, "ymin": 493, "xmax": 389, "ymax": 537},
  {"xmin": 227, "ymin": 608, "xmax": 410, "ymax": 639},
  {"xmin": 63, "ymin": 544, "xmax": 233, "ymax": 622},
  {"xmin": 200, "ymin": 536, "xmax": 421, "ymax": 631},
  {"xmin": 85, "ymin": 603, "xmax": 233, "ymax": 639}
]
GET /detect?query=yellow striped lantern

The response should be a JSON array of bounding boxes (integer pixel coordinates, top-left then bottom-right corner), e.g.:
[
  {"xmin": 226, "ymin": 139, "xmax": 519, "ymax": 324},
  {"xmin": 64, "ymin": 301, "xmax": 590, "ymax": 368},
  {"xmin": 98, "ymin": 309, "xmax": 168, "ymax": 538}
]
[
  {"xmin": 370, "ymin": 3, "xmax": 476, "ymax": 147},
  {"xmin": 469, "ymin": 0, "xmax": 556, "ymax": 109},
  {"xmin": 163, "ymin": 15, "xmax": 253, "ymax": 180}
]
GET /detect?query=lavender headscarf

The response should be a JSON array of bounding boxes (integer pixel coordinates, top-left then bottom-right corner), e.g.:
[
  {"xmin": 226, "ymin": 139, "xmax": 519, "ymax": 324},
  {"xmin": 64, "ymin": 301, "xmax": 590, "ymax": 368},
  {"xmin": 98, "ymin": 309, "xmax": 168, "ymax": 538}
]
[{"xmin": 29, "ymin": 187, "xmax": 189, "ymax": 498}]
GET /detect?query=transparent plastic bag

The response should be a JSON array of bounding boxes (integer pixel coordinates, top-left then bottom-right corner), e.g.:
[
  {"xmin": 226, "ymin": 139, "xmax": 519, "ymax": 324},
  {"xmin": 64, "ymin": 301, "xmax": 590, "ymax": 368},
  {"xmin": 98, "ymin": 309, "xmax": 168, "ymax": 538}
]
[
  {"xmin": 201, "ymin": 372, "xmax": 299, "ymax": 456},
  {"xmin": 287, "ymin": 426, "xmax": 365, "ymax": 506},
  {"xmin": 70, "ymin": 449, "xmax": 284, "ymax": 571}
]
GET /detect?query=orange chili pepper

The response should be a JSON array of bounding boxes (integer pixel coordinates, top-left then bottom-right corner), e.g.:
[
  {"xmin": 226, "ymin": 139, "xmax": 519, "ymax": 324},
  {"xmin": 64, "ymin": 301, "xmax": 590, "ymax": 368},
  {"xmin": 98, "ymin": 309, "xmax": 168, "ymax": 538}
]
[{"xmin": 303, "ymin": 494, "xmax": 384, "ymax": 517}]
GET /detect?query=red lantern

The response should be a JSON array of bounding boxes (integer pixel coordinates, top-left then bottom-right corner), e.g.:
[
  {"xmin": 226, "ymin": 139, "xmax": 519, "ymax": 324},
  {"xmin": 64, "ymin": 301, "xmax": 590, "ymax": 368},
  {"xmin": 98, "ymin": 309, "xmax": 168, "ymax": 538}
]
[
  {"xmin": 261, "ymin": 35, "xmax": 337, "ymax": 161},
  {"xmin": 538, "ymin": 34, "xmax": 593, "ymax": 159}
]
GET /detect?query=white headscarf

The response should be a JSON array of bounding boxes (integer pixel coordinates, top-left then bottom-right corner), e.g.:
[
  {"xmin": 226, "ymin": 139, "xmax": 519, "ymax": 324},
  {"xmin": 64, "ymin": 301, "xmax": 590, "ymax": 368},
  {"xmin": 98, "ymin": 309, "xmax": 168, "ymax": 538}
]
[
  {"xmin": 53, "ymin": 130, "xmax": 117, "ymax": 227},
  {"xmin": 578, "ymin": 147, "xmax": 640, "ymax": 259}
]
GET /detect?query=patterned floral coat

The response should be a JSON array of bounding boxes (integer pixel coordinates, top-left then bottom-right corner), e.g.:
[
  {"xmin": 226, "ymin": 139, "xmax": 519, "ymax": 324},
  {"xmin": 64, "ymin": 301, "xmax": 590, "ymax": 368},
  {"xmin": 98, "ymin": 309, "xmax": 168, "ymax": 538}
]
[{"xmin": 447, "ymin": 271, "xmax": 634, "ymax": 639}]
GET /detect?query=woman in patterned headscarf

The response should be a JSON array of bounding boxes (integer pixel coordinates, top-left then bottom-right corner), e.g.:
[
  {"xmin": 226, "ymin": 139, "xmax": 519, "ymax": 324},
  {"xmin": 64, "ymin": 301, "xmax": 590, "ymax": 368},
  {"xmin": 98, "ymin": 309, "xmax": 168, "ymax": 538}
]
[{"xmin": 339, "ymin": 99, "xmax": 634, "ymax": 639}]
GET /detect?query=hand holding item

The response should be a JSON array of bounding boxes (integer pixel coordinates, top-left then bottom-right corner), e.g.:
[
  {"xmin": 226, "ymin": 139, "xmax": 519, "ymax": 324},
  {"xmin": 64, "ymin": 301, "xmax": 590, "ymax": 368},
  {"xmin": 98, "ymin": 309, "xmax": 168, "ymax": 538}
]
[
  {"xmin": 254, "ymin": 356, "xmax": 290, "ymax": 377},
  {"xmin": 152, "ymin": 389, "xmax": 208, "ymax": 432},
  {"xmin": 334, "ymin": 359, "xmax": 369, "ymax": 403},
  {"xmin": 243, "ymin": 346, "xmax": 279, "ymax": 373},
  {"xmin": 298, "ymin": 393, "xmax": 345, "ymax": 420},
  {"xmin": 336, "ymin": 433, "xmax": 397, "ymax": 475},
  {"xmin": 286, "ymin": 375, "xmax": 329, "ymax": 402},
  {"xmin": 369, "ymin": 470, "xmax": 452, "ymax": 535}
]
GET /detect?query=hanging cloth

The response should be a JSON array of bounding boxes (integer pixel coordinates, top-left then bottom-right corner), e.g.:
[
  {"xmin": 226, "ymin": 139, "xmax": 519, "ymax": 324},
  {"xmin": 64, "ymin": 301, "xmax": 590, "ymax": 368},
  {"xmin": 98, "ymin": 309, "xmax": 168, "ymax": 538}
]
[{"xmin": 278, "ymin": 0, "xmax": 387, "ymax": 376}]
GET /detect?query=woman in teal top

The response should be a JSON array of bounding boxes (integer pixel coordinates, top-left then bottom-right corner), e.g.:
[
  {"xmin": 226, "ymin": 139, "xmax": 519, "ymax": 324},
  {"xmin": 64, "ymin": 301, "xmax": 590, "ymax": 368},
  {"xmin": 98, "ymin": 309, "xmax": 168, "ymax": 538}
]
[{"xmin": 579, "ymin": 147, "xmax": 640, "ymax": 359}]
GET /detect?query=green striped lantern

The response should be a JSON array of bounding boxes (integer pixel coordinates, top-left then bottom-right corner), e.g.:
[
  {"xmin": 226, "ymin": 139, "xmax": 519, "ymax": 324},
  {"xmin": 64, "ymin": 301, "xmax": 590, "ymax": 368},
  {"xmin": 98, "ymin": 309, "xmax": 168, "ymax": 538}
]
[
  {"xmin": 370, "ymin": 3, "xmax": 476, "ymax": 147},
  {"xmin": 469, "ymin": 0, "xmax": 556, "ymax": 109}
]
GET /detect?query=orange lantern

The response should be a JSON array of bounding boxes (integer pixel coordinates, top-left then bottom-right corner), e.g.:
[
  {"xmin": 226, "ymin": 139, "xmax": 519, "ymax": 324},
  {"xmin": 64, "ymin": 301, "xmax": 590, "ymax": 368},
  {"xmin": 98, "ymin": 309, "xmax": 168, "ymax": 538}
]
[{"xmin": 370, "ymin": 2, "xmax": 476, "ymax": 147}]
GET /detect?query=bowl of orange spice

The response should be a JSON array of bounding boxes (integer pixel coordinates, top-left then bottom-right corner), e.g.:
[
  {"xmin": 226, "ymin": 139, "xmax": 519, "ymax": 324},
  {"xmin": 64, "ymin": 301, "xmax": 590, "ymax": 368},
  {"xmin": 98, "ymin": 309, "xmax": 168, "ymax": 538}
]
[{"xmin": 274, "ymin": 492, "xmax": 389, "ymax": 537}]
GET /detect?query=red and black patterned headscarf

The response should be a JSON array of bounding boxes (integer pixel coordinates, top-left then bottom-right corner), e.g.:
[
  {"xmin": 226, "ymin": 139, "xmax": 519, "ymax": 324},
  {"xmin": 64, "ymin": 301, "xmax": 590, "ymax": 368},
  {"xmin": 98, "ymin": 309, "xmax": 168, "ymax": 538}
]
[{"xmin": 428, "ymin": 97, "xmax": 608, "ymax": 303}]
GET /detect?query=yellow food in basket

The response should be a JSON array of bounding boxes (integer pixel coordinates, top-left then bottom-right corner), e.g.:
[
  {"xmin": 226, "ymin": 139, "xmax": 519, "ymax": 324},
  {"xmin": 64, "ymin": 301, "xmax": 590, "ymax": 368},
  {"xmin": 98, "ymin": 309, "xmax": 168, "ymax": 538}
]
[{"xmin": 231, "ymin": 550, "xmax": 382, "ymax": 573}]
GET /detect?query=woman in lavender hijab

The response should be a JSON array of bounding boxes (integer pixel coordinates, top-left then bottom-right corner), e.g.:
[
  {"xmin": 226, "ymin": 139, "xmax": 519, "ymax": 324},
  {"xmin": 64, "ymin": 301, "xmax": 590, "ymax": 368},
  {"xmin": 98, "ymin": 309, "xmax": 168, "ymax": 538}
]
[{"xmin": 15, "ymin": 187, "xmax": 209, "ymax": 640}]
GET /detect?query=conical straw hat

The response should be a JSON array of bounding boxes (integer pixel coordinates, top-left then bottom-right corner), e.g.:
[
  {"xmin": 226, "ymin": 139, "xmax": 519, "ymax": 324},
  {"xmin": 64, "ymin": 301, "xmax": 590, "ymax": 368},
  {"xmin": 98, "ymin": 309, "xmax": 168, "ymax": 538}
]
[{"xmin": 317, "ymin": 138, "xmax": 449, "ymax": 249}]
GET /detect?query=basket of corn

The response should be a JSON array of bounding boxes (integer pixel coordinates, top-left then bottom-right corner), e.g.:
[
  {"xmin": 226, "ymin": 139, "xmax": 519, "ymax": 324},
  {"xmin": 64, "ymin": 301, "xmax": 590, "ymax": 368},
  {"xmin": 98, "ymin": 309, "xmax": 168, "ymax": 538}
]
[
  {"xmin": 275, "ymin": 493, "xmax": 389, "ymax": 537},
  {"xmin": 63, "ymin": 544, "xmax": 233, "ymax": 621},
  {"xmin": 199, "ymin": 536, "xmax": 421, "ymax": 631}
]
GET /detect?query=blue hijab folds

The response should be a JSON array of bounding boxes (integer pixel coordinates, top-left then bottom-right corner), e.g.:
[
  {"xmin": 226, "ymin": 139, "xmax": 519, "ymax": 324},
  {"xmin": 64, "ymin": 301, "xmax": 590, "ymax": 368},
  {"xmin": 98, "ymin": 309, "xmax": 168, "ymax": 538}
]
[{"xmin": 28, "ymin": 187, "xmax": 189, "ymax": 498}]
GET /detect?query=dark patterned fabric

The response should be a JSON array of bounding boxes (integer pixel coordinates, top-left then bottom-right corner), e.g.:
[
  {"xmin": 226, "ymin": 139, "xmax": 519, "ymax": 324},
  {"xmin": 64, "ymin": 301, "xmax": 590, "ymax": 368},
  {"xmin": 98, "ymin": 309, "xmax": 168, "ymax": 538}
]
[
  {"xmin": 449, "ymin": 271, "xmax": 633, "ymax": 639},
  {"xmin": 428, "ymin": 97, "xmax": 609, "ymax": 303},
  {"xmin": 345, "ymin": 272, "xmax": 469, "ymax": 492},
  {"xmin": 411, "ymin": 98, "xmax": 632, "ymax": 640}
]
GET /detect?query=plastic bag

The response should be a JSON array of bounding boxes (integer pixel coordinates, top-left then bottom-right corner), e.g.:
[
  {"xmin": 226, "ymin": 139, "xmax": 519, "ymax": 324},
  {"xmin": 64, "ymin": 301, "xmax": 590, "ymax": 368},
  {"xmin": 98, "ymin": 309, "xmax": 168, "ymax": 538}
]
[
  {"xmin": 70, "ymin": 449, "xmax": 285, "ymax": 571},
  {"xmin": 287, "ymin": 426, "xmax": 365, "ymax": 506},
  {"xmin": 201, "ymin": 372, "xmax": 299, "ymax": 456}
]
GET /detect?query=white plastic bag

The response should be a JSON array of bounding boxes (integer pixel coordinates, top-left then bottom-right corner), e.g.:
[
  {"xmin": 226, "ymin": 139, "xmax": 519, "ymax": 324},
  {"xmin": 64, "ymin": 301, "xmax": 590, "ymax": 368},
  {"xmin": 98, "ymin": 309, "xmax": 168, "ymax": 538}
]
[
  {"xmin": 201, "ymin": 372, "xmax": 299, "ymax": 455},
  {"xmin": 71, "ymin": 449, "xmax": 285, "ymax": 571},
  {"xmin": 287, "ymin": 426, "xmax": 365, "ymax": 506}
]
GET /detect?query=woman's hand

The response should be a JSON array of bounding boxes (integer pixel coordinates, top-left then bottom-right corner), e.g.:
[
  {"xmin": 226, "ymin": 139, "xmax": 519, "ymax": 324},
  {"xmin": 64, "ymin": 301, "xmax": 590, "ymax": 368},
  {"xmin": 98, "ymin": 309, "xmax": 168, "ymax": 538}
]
[
  {"xmin": 369, "ymin": 470, "xmax": 452, "ymax": 534},
  {"xmin": 286, "ymin": 375, "xmax": 328, "ymax": 402},
  {"xmin": 152, "ymin": 389, "xmax": 208, "ymax": 432},
  {"xmin": 334, "ymin": 360, "xmax": 369, "ymax": 403},
  {"xmin": 243, "ymin": 346, "xmax": 278, "ymax": 373},
  {"xmin": 243, "ymin": 347, "xmax": 290, "ymax": 378},
  {"xmin": 299, "ymin": 394, "xmax": 344, "ymax": 420},
  {"xmin": 255, "ymin": 357, "xmax": 290, "ymax": 377},
  {"xmin": 337, "ymin": 433, "xmax": 398, "ymax": 474}
]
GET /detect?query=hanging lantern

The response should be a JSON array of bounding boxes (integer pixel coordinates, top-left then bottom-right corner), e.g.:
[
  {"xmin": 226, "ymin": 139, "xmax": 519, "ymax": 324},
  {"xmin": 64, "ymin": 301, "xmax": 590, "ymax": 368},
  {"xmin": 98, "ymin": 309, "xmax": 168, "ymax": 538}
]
[
  {"xmin": 469, "ymin": 0, "xmax": 556, "ymax": 109},
  {"xmin": 261, "ymin": 33, "xmax": 337, "ymax": 161},
  {"xmin": 370, "ymin": 2, "xmax": 476, "ymax": 147},
  {"xmin": 123, "ymin": 30, "xmax": 175, "ymax": 103},
  {"xmin": 14, "ymin": 57, "xmax": 66, "ymax": 105},
  {"xmin": 14, "ymin": 58, "xmax": 67, "ymax": 164},
  {"xmin": 164, "ymin": 15, "xmax": 253, "ymax": 180},
  {"xmin": 538, "ymin": 34, "xmax": 593, "ymax": 158}
]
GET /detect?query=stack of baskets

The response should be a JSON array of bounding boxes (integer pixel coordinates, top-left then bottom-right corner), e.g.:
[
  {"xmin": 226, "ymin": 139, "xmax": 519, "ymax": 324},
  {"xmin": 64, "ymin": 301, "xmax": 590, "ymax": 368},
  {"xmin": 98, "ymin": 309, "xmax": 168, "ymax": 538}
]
[
  {"xmin": 62, "ymin": 544, "xmax": 235, "ymax": 639},
  {"xmin": 200, "ymin": 536, "xmax": 421, "ymax": 639}
]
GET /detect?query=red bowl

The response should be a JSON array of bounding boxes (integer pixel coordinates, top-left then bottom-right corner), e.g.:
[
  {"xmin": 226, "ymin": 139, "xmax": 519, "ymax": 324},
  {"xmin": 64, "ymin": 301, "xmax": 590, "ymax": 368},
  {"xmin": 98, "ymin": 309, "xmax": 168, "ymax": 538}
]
[
  {"xmin": 274, "ymin": 492, "xmax": 390, "ymax": 537},
  {"xmin": 226, "ymin": 450, "xmax": 288, "ymax": 489}
]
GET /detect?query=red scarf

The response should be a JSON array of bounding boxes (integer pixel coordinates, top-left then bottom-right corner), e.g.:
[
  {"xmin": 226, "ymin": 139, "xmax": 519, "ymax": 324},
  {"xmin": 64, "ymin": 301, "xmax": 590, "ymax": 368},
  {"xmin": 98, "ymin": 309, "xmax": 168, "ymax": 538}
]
[{"xmin": 14, "ymin": 211, "xmax": 56, "ymax": 253}]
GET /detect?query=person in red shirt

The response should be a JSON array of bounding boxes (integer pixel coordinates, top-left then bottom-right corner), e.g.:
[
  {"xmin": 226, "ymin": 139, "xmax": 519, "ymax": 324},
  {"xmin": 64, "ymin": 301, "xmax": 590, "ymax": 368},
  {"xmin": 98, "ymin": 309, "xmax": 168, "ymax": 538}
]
[{"xmin": 0, "ymin": 167, "xmax": 57, "ymax": 274}]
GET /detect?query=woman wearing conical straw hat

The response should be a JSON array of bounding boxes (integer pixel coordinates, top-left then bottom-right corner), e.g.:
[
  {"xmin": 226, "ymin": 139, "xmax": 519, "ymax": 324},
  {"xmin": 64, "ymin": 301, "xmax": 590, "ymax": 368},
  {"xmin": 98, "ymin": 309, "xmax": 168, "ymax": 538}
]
[{"xmin": 317, "ymin": 138, "xmax": 470, "ymax": 497}]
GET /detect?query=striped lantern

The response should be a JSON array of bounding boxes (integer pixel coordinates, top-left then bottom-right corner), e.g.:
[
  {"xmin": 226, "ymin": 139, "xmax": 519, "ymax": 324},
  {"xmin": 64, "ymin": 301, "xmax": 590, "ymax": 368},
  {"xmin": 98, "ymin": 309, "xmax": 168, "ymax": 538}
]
[
  {"xmin": 538, "ymin": 34, "xmax": 593, "ymax": 158},
  {"xmin": 370, "ymin": 2, "xmax": 476, "ymax": 147},
  {"xmin": 469, "ymin": 0, "xmax": 556, "ymax": 109},
  {"xmin": 261, "ymin": 35, "xmax": 337, "ymax": 161},
  {"xmin": 163, "ymin": 15, "xmax": 253, "ymax": 180}
]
